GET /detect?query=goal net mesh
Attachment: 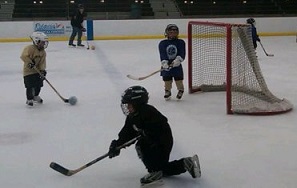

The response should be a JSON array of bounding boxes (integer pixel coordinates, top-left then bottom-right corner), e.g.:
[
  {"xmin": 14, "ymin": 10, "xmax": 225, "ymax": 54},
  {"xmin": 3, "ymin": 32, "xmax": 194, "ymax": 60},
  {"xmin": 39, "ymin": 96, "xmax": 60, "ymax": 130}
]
[{"xmin": 188, "ymin": 21, "xmax": 293, "ymax": 115}]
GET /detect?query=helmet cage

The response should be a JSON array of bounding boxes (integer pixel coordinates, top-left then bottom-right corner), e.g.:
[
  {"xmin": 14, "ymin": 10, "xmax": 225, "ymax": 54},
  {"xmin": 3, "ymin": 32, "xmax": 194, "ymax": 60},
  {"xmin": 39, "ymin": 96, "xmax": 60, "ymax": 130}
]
[
  {"xmin": 121, "ymin": 86, "xmax": 149, "ymax": 116},
  {"xmin": 165, "ymin": 24, "xmax": 179, "ymax": 39},
  {"xmin": 121, "ymin": 103, "xmax": 130, "ymax": 116}
]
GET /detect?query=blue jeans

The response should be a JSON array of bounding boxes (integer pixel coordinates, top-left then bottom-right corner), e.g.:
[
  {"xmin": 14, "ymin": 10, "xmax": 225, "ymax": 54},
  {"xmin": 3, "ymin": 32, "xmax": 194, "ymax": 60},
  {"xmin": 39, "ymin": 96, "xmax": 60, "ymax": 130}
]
[{"xmin": 69, "ymin": 26, "xmax": 83, "ymax": 45}]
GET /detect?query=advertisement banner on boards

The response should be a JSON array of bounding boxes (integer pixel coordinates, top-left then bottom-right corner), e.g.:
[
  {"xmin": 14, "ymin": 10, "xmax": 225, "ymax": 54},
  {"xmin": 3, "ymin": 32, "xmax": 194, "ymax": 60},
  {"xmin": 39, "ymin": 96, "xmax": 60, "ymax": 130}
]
[{"xmin": 33, "ymin": 21, "xmax": 72, "ymax": 36}]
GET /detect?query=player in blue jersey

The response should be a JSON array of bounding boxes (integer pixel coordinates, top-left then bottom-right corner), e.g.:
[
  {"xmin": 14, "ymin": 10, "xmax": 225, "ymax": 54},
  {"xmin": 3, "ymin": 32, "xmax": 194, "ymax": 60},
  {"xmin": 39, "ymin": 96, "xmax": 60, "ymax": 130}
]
[
  {"xmin": 246, "ymin": 18, "xmax": 261, "ymax": 49},
  {"xmin": 158, "ymin": 24, "xmax": 186, "ymax": 100}
]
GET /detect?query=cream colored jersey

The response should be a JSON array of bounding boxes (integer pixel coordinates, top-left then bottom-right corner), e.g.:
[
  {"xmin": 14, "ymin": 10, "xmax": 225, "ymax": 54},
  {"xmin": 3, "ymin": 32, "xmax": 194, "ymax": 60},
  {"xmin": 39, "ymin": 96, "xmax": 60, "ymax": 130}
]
[{"xmin": 20, "ymin": 44, "xmax": 46, "ymax": 77}]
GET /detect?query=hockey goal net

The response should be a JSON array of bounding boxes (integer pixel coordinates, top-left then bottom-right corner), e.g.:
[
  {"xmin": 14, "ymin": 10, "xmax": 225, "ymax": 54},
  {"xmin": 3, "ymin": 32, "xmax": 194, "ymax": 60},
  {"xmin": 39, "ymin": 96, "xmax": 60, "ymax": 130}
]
[{"xmin": 188, "ymin": 21, "xmax": 293, "ymax": 115}]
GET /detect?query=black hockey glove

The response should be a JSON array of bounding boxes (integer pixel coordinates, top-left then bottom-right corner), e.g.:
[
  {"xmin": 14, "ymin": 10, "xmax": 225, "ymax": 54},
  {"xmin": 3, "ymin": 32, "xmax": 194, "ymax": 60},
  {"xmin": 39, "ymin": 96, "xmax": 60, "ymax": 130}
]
[
  {"xmin": 108, "ymin": 140, "xmax": 120, "ymax": 158},
  {"xmin": 81, "ymin": 27, "xmax": 86, "ymax": 32},
  {"xmin": 39, "ymin": 70, "xmax": 47, "ymax": 80},
  {"xmin": 28, "ymin": 61, "xmax": 36, "ymax": 69}
]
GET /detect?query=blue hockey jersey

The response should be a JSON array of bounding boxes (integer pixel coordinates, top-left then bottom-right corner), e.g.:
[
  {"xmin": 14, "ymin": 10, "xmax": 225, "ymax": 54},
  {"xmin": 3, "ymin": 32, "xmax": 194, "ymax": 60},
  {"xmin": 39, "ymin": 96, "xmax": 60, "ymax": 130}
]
[{"xmin": 158, "ymin": 38, "xmax": 186, "ymax": 77}]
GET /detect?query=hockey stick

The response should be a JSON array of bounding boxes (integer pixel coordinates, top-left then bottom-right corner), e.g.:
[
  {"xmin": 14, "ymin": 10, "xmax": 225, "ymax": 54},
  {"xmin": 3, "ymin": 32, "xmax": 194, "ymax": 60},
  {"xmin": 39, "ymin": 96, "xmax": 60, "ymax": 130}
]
[
  {"xmin": 33, "ymin": 67, "xmax": 70, "ymax": 103},
  {"xmin": 259, "ymin": 41, "xmax": 274, "ymax": 57},
  {"xmin": 86, "ymin": 40, "xmax": 90, "ymax": 50},
  {"xmin": 127, "ymin": 68, "xmax": 161, "ymax": 81},
  {"xmin": 83, "ymin": 32, "xmax": 90, "ymax": 50},
  {"xmin": 50, "ymin": 135, "xmax": 141, "ymax": 176}
]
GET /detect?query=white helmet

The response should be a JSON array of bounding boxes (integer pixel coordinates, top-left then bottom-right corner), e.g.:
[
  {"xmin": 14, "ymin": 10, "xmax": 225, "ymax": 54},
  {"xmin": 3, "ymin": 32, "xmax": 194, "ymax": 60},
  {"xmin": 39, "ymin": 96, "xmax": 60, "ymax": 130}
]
[{"xmin": 30, "ymin": 31, "xmax": 49, "ymax": 49}]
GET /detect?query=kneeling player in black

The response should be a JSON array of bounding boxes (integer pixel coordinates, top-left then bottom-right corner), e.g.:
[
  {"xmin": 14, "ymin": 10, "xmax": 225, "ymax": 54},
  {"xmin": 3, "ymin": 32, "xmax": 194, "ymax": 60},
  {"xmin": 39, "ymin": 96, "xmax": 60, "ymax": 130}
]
[{"xmin": 108, "ymin": 86, "xmax": 201, "ymax": 186}]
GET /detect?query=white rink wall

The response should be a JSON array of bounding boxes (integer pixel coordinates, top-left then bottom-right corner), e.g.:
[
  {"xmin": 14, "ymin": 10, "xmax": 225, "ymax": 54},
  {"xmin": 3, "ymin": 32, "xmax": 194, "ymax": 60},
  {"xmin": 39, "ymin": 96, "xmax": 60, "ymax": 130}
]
[{"xmin": 0, "ymin": 17, "xmax": 296, "ymax": 41}]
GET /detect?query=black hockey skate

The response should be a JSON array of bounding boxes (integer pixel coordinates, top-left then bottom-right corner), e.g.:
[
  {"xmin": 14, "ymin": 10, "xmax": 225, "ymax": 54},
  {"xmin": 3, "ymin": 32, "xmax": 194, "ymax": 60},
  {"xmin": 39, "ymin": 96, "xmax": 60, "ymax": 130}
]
[
  {"xmin": 26, "ymin": 99, "xmax": 33, "ymax": 107},
  {"xmin": 33, "ymin": 96, "xmax": 43, "ymax": 103},
  {"xmin": 164, "ymin": 90, "xmax": 171, "ymax": 101},
  {"xmin": 140, "ymin": 171, "xmax": 163, "ymax": 187},
  {"xmin": 183, "ymin": 154, "xmax": 201, "ymax": 178},
  {"xmin": 176, "ymin": 90, "xmax": 184, "ymax": 99}
]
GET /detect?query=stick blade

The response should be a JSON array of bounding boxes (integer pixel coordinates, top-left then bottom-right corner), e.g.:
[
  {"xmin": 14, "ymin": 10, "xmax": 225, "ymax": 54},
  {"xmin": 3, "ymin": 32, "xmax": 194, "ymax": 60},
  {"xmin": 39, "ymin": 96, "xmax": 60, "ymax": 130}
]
[
  {"xmin": 50, "ymin": 162, "xmax": 72, "ymax": 176},
  {"xmin": 127, "ymin": 74, "xmax": 141, "ymax": 80},
  {"xmin": 267, "ymin": 54, "xmax": 274, "ymax": 57},
  {"xmin": 127, "ymin": 74, "xmax": 151, "ymax": 81}
]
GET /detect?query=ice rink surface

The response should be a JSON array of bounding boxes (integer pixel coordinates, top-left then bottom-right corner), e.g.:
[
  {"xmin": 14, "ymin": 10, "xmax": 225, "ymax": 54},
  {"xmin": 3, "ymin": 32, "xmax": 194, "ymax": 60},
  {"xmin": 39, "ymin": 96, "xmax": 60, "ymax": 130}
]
[{"xmin": 0, "ymin": 36, "xmax": 297, "ymax": 188}]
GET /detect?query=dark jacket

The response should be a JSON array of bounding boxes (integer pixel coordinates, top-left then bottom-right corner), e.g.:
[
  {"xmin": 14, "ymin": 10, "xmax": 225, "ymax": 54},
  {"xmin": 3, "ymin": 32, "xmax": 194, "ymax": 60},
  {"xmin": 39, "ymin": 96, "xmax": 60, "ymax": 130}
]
[{"xmin": 70, "ymin": 9, "xmax": 86, "ymax": 29}]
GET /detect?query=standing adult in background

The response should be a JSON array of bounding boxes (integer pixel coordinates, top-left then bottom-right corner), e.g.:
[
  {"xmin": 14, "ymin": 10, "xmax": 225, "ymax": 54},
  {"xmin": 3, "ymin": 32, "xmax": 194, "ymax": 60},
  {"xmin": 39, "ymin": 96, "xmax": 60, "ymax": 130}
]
[
  {"xmin": 158, "ymin": 24, "xmax": 186, "ymax": 100},
  {"xmin": 68, "ymin": 4, "xmax": 87, "ymax": 47},
  {"xmin": 246, "ymin": 18, "xmax": 261, "ymax": 49},
  {"xmin": 20, "ymin": 32, "xmax": 48, "ymax": 107}
]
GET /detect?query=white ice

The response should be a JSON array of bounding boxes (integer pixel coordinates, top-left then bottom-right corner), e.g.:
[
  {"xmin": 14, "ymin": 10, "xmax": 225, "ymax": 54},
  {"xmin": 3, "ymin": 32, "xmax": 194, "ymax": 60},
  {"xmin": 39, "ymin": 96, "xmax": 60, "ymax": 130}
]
[{"xmin": 0, "ymin": 36, "xmax": 297, "ymax": 188}]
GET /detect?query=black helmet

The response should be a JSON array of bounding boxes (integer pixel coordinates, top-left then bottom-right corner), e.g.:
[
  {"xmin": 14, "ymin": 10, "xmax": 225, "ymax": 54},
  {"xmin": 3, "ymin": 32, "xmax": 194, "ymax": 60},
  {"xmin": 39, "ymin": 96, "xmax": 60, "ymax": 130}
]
[
  {"xmin": 246, "ymin": 18, "xmax": 255, "ymax": 24},
  {"xmin": 121, "ymin": 86, "xmax": 149, "ymax": 105},
  {"xmin": 121, "ymin": 86, "xmax": 149, "ymax": 116},
  {"xmin": 165, "ymin": 24, "xmax": 179, "ymax": 39}
]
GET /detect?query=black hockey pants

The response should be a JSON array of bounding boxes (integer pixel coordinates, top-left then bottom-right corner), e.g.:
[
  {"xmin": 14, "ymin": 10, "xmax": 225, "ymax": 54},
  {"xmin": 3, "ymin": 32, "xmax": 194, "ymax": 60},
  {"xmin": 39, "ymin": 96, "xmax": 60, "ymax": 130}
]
[
  {"xmin": 24, "ymin": 73, "xmax": 43, "ymax": 100},
  {"xmin": 135, "ymin": 137, "xmax": 186, "ymax": 176}
]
